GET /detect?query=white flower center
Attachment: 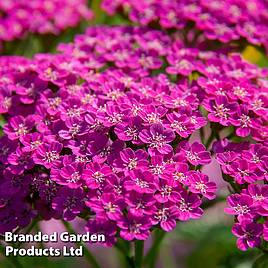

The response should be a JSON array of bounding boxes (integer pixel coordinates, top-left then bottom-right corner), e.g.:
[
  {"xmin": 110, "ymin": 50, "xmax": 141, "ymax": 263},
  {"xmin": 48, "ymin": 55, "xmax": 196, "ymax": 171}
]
[
  {"xmin": 171, "ymin": 121, "xmax": 187, "ymax": 131},
  {"xmin": 160, "ymin": 186, "xmax": 173, "ymax": 197},
  {"xmin": 186, "ymin": 151, "xmax": 200, "ymax": 161},
  {"xmin": 126, "ymin": 158, "xmax": 138, "ymax": 170},
  {"xmin": 213, "ymin": 104, "xmax": 229, "ymax": 119},
  {"xmin": 125, "ymin": 127, "xmax": 138, "ymax": 140},
  {"xmin": 108, "ymin": 112, "xmax": 123, "ymax": 124},
  {"xmin": 67, "ymin": 172, "xmax": 81, "ymax": 183},
  {"xmin": 155, "ymin": 208, "xmax": 169, "ymax": 222},
  {"xmin": 234, "ymin": 204, "xmax": 249, "ymax": 214},
  {"xmin": 129, "ymin": 223, "xmax": 142, "ymax": 234},
  {"xmin": 135, "ymin": 178, "xmax": 149, "ymax": 188},
  {"xmin": 67, "ymin": 107, "xmax": 81, "ymax": 117},
  {"xmin": 149, "ymin": 133, "xmax": 166, "ymax": 149},
  {"xmin": 150, "ymin": 164, "xmax": 165, "ymax": 175},
  {"xmin": 104, "ymin": 202, "xmax": 117, "ymax": 213},
  {"xmin": 92, "ymin": 171, "xmax": 105, "ymax": 183},
  {"xmin": 178, "ymin": 198, "xmax": 192, "ymax": 212},
  {"xmin": 195, "ymin": 182, "xmax": 207, "ymax": 193},
  {"xmin": 43, "ymin": 151, "xmax": 59, "ymax": 163},
  {"xmin": 16, "ymin": 123, "xmax": 28, "ymax": 136},
  {"xmin": 145, "ymin": 113, "xmax": 161, "ymax": 124},
  {"xmin": 238, "ymin": 114, "xmax": 251, "ymax": 128}
]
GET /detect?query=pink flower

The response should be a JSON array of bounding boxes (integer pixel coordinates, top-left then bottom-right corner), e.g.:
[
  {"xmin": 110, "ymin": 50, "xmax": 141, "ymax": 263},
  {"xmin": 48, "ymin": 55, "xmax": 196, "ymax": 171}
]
[
  {"xmin": 203, "ymin": 96, "xmax": 237, "ymax": 126},
  {"xmin": 118, "ymin": 213, "xmax": 152, "ymax": 241},
  {"xmin": 188, "ymin": 171, "xmax": 217, "ymax": 200},
  {"xmin": 83, "ymin": 162, "xmax": 112, "ymax": 189},
  {"xmin": 124, "ymin": 169, "xmax": 157, "ymax": 194},
  {"xmin": 33, "ymin": 142, "xmax": 63, "ymax": 169},
  {"xmin": 232, "ymin": 220, "xmax": 263, "ymax": 251},
  {"xmin": 179, "ymin": 141, "xmax": 211, "ymax": 166},
  {"xmin": 139, "ymin": 124, "xmax": 175, "ymax": 156},
  {"xmin": 176, "ymin": 191, "xmax": 203, "ymax": 221}
]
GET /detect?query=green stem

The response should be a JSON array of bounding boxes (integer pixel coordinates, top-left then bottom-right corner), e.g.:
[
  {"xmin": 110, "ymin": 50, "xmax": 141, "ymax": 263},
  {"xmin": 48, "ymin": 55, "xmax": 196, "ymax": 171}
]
[
  {"xmin": 17, "ymin": 217, "xmax": 39, "ymax": 247},
  {"xmin": 0, "ymin": 242, "xmax": 24, "ymax": 268},
  {"xmin": 144, "ymin": 229, "xmax": 166, "ymax": 268},
  {"xmin": 115, "ymin": 240, "xmax": 135, "ymax": 268},
  {"xmin": 205, "ymin": 130, "xmax": 215, "ymax": 149},
  {"xmin": 171, "ymin": 134, "xmax": 182, "ymax": 149},
  {"xmin": 200, "ymin": 127, "xmax": 205, "ymax": 145},
  {"xmin": 91, "ymin": 0, "xmax": 106, "ymax": 24},
  {"xmin": 205, "ymin": 123, "xmax": 221, "ymax": 149},
  {"xmin": 134, "ymin": 240, "xmax": 144, "ymax": 268},
  {"xmin": 61, "ymin": 221, "xmax": 101, "ymax": 268},
  {"xmin": 115, "ymin": 240, "xmax": 129, "ymax": 256},
  {"xmin": 221, "ymin": 172, "xmax": 241, "ymax": 193},
  {"xmin": 25, "ymin": 217, "xmax": 39, "ymax": 233},
  {"xmin": 259, "ymin": 244, "xmax": 268, "ymax": 254},
  {"xmin": 225, "ymin": 129, "xmax": 235, "ymax": 140}
]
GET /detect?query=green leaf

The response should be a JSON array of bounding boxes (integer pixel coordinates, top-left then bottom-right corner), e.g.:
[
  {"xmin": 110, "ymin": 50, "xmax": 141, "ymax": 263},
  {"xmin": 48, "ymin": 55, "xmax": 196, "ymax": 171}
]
[
  {"xmin": 252, "ymin": 254, "xmax": 268, "ymax": 268},
  {"xmin": 176, "ymin": 223, "xmax": 259, "ymax": 268}
]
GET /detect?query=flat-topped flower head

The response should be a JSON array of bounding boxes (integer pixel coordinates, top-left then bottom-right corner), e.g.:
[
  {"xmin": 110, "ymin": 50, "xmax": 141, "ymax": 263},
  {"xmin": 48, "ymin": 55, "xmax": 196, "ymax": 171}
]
[
  {"xmin": 101, "ymin": 0, "xmax": 268, "ymax": 54},
  {"xmin": 9, "ymin": 25, "xmax": 268, "ymax": 243},
  {"xmin": 0, "ymin": 0, "xmax": 93, "ymax": 45}
]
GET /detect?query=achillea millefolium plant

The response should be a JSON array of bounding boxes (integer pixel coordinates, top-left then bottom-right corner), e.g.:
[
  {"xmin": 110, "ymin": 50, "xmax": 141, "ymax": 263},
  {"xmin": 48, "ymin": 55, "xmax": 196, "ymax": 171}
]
[{"xmin": 0, "ymin": 1, "xmax": 268, "ymax": 267}]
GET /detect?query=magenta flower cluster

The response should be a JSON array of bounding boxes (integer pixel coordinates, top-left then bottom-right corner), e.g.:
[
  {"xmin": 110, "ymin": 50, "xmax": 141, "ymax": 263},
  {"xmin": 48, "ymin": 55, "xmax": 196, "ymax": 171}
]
[
  {"xmin": 0, "ymin": 0, "xmax": 93, "ymax": 45},
  {"xmin": 102, "ymin": 0, "xmax": 268, "ymax": 52},
  {"xmin": 0, "ymin": 25, "xmax": 267, "ymax": 248},
  {"xmin": 214, "ymin": 140, "xmax": 268, "ymax": 251},
  {"xmin": 199, "ymin": 70, "xmax": 267, "ymax": 141}
]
